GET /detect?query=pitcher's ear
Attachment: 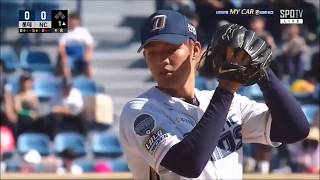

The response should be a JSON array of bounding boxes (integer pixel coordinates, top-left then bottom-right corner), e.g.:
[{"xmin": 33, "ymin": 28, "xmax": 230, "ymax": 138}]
[{"xmin": 193, "ymin": 41, "xmax": 201, "ymax": 58}]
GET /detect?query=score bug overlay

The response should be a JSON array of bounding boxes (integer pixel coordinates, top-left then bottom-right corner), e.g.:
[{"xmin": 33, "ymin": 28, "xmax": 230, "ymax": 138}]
[{"xmin": 18, "ymin": 10, "xmax": 68, "ymax": 33}]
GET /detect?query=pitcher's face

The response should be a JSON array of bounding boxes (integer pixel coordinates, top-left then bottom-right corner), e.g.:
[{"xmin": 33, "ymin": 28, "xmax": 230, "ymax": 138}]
[{"xmin": 144, "ymin": 41, "xmax": 195, "ymax": 89}]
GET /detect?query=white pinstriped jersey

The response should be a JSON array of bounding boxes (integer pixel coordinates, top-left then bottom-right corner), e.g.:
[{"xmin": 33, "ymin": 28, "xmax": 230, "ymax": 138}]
[{"xmin": 119, "ymin": 87, "xmax": 280, "ymax": 179}]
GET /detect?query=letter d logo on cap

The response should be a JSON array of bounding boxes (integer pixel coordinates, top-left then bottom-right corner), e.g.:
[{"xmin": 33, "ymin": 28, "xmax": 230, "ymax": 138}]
[{"xmin": 151, "ymin": 15, "xmax": 167, "ymax": 31}]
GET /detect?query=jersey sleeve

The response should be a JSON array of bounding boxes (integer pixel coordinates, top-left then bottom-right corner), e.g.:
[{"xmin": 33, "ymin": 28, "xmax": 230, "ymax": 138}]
[
  {"xmin": 58, "ymin": 33, "xmax": 67, "ymax": 46},
  {"xmin": 83, "ymin": 29, "xmax": 94, "ymax": 46},
  {"xmin": 119, "ymin": 99, "xmax": 180, "ymax": 173},
  {"xmin": 78, "ymin": 27, "xmax": 94, "ymax": 46},
  {"xmin": 236, "ymin": 94, "xmax": 281, "ymax": 147}
]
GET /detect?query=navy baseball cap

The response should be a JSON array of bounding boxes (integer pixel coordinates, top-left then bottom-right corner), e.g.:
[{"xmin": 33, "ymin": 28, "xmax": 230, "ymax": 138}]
[{"xmin": 137, "ymin": 10, "xmax": 197, "ymax": 53}]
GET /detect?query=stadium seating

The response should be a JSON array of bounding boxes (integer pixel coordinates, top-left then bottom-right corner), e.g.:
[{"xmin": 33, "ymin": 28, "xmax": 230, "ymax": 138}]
[
  {"xmin": 1, "ymin": 0, "xmax": 318, "ymax": 175},
  {"xmin": 0, "ymin": 0, "xmax": 22, "ymax": 28},
  {"xmin": 301, "ymin": 104, "xmax": 319, "ymax": 124},
  {"xmin": 32, "ymin": 71, "xmax": 56, "ymax": 81},
  {"xmin": 33, "ymin": 75, "xmax": 61, "ymax": 100},
  {"xmin": 109, "ymin": 159, "xmax": 130, "ymax": 172},
  {"xmin": 238, "ymin": 84, "xmax": 263, "ymax": 101},
  {"xmin": 91, "ymin": 133, "xmax": 122, "ymax": 158},
  {"xmin": 72, "ymin": 159, "xmax": 95, "ymax": 172},
  {"xmin": 17, "ymin": 133, "xmax": 50, "ymax": 156},
  {"xmin": 54, "ymin": 132, "xmax": 86, "ymax": 158},
  {"xmin": 4, "ymin": 160, "xmax": 21, "ymax": 172},
  {"xmin": 0, "ymin": 46, "xmax": 20, "ymax": 73},
  {"xmin": 195, "ymin": 77, "xmax": 218, "ymax": 91},
  {"xmin": 20, "ymin": 50, "xmax": 53, "ymax": 72},
  {"xmin": 6, "ymin": 71, "xmax": 59, "ymax": 99},
  {"xmin": 293, "ymin": 93, "xmax": 317, "ymax": 104},
  {"xmin": 73, "ymin": 76, "xmax": 98, "ymax": 96},
  {"xmin": 195, "ymin": 77, "xmax": 210, "ymax": 91},
  {"xmin": 7, "ymin": 76, "xmax": 20, "ymax": 95},
  {"xmin": 248, "ymin": 84, "xmax": 264, "ymax": 101},
  {"xmin": 28, "ymin": 0, "xmax": 60, "ymax": 11}
]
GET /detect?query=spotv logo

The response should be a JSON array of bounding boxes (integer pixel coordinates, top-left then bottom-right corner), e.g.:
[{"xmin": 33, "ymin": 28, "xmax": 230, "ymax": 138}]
[{"xmin": 280, "ymin": 9, "xmax": 303, "ymax": 24}]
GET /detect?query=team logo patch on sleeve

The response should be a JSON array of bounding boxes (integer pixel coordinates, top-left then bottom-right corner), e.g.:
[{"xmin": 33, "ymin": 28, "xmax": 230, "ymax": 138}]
[
  {"xmin": 143, "ymin": 128, "xmax": 169, "ymax": 155},
  {"xmin": 134, "ymin": 114, "xmax": 155, "ymax": 136}
]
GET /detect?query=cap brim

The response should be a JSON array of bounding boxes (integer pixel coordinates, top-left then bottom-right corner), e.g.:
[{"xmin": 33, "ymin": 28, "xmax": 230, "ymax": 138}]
[{"xmin": 137, "ymin": 34, "xmax": 189, "ymax": 53}]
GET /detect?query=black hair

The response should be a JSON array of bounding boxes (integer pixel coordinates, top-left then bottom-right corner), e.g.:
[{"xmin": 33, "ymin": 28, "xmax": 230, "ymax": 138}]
[
  {"xmin": 60, "ymin": 148, "xmax": 78, "ymax": 159},
  {"xmin": 19, "ymin": 72, "xmax": 33, "ymax": 92},
  {"xmin": 69, "ymin": 11, "xmax": 81, "ymax": 20}
]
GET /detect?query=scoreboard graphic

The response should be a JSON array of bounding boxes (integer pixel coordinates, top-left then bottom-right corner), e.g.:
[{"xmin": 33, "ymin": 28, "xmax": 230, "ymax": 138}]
[{"xmin": 18, "ymin": 10, "xmax": 68, "ymax": 33}]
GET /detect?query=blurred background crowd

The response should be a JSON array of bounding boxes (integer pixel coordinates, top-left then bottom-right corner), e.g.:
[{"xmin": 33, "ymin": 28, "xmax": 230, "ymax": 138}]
[{"xmin": 0, "ymin": 0, "xmax": 319, "ymax": 175}]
